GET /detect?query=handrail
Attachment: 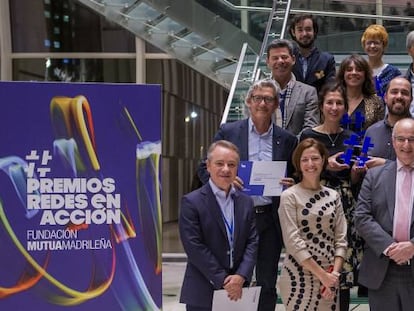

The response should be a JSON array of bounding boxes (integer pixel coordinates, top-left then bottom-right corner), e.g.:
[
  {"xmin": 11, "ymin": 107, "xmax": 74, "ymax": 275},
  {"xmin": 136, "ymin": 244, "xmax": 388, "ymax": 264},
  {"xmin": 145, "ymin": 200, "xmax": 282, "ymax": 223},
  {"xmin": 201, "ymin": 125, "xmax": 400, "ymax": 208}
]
[
  {"xmin": 220, "ymin": 42, "xmax": 251, "ymax": 125},
  {"xmin": 217, "ymin": 0, "xmax": 414, "ymax": 23},
  {"xmin": 259, "ymin": 0, "xmax": 279, "ymax": 58},
  {"xmin": 218, "ymin": 0, "xmax": 273, "ymax": 12},
  {"xmin": 280, "ymin": 0, "xmax": 292, "ymax": 40},
  {"xmin": 253, "ymin": 0, "xmax": 292, "ymax": 82}
]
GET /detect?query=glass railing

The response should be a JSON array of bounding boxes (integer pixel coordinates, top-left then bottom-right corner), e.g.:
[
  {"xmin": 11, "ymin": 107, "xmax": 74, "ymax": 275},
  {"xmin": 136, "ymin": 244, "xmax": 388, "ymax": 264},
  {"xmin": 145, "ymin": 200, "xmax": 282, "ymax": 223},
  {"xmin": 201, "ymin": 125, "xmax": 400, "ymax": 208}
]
[{"xmin": 194, "ymin": 0, "xmax": 414, "ymax": 55}]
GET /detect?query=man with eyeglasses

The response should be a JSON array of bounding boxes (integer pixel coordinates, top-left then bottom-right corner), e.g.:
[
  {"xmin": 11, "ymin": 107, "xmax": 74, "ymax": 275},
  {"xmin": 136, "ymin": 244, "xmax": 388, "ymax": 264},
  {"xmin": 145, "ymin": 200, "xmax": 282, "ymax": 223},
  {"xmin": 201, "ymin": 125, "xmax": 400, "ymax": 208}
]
[
  {"xmin": 289, "ymin": 14, "xmax": 336, "ymax": 94},
  {"xmin": 198, "ymin": 79, "xmax": 298, "ymax": 311},
  {"xmin": 363, "ymin": 76, "xmax": 413, "ymax": 168},
  {"xmin": 266, "ymin": 39, "xmax": 319, "ymax": 136},
  {"xmin": 355, "ymin": 118, "xmax": 414, "ymax": 311}
]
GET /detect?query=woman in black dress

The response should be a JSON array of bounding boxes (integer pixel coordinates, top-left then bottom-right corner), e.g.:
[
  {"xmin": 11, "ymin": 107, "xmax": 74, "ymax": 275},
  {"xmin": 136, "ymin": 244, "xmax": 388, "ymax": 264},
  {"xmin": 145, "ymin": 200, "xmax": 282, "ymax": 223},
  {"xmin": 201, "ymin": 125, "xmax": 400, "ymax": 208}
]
[{"xmin": 300, "ymin": 82, "xmax": 365, "ymax": 311}]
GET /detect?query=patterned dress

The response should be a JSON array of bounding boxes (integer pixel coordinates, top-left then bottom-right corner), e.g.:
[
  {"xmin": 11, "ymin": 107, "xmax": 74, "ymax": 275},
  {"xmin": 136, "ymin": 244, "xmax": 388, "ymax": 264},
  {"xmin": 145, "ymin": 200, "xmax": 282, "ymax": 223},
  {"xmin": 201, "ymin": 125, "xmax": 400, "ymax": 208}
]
[
  {"xmin": 278, "ymin": 184, "xmax": 348, "ymax": 311},
  {"xmin": 344, "ymin": 95, "xmax": 384, "ymax": 135},
  {"xmin": 300, "ymin": 129, "xmax": 364, "ymax": 289}
]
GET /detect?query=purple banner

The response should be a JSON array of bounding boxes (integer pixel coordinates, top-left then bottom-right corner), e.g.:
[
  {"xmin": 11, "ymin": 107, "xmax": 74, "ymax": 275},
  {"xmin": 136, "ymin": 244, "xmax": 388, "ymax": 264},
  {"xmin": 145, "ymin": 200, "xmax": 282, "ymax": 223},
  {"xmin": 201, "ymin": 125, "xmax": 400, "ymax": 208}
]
[{"xmin": 0, "ymin": 81, "xmax": 162, "ymax": 310}]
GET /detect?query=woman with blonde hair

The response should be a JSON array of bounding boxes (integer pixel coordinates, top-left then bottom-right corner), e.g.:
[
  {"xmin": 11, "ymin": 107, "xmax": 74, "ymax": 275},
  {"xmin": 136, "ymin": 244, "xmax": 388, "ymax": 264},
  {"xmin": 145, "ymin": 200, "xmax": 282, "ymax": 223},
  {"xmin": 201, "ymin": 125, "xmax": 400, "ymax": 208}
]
[{"xmin": 361, "ymin": 24, "xmax": 401, "ymax": 98}]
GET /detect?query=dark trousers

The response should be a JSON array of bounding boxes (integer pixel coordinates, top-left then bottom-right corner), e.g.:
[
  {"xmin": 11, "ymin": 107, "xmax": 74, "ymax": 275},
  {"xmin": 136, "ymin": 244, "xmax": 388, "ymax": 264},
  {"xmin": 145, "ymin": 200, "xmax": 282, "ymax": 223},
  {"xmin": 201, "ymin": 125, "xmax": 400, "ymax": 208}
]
[
  {"xmin": 186, "ymin": 305, "xmax": 210, "ymax": 311},
  {"xmin": 255, "ymin": 210, "xmax": 282, "ymax": 311},
  {"xmin": 340, "ymin": 288, "xmax": 349, "ymax": 311},
  {"xmin": 368, "ymin": 263, "xmax": 414, "ymax": 311}
]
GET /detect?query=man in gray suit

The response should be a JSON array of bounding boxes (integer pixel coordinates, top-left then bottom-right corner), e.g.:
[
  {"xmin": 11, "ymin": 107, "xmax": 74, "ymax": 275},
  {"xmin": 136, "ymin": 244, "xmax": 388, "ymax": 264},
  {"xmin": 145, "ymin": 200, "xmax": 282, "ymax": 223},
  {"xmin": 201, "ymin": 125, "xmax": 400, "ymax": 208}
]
[
  {"xmin": 266, "ymin": 39, "xmax": 319, "ymax": 136},
  {"xmin": 355, "ymin": 118, "xmax": 414, "ymax": 311}
]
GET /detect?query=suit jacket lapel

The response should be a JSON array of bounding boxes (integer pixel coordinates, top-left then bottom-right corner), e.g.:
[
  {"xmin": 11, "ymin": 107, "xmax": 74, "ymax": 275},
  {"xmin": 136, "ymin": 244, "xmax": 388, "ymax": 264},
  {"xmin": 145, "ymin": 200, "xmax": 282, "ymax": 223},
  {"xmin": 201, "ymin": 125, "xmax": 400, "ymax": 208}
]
[
  {"xmin": 232, "ymin": 192, "xmax": 243, "ymax": 247},
  {"xmin": 203, "ymin": 184, "xmax": 228, "ymax": 238},
  {"xmin": 385, "ymin": 163, "xmax": 397, "ymax": 221},
  {"xmin": 239, "ymin": 119, "xmax": 249, "ymax": 160},
  {"xmin": 305, "ymin": 49, "xmax": 320, "ymax": 81}
]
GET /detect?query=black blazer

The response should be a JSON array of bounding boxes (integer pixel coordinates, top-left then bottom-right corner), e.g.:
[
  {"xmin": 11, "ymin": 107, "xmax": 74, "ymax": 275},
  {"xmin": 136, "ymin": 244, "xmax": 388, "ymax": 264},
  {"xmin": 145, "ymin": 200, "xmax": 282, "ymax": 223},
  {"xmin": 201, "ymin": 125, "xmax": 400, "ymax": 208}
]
[{"xmin": 292, "ymin": 46, "xmax": 336, "ymax": 93}]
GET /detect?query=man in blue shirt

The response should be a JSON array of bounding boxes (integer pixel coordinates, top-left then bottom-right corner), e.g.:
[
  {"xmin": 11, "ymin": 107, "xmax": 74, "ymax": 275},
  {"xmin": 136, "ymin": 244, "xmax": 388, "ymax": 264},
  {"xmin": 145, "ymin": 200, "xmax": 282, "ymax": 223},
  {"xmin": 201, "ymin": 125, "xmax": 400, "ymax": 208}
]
[
  {"xmin": 180, "ymin": 140, "xmax": 258, "ymax": 310},
  {"xmin": 198, "ymin": 79, "xmax": 298, "ymax": 311}
]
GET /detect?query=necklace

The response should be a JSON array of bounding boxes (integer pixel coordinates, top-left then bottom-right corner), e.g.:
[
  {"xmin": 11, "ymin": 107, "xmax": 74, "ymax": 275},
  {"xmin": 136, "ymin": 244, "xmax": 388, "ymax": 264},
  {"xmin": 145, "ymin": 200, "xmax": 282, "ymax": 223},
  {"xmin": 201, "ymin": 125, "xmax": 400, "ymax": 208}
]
[{"xmin": 326, "ymin": 133, "xmax": 340, "ymax": 147}]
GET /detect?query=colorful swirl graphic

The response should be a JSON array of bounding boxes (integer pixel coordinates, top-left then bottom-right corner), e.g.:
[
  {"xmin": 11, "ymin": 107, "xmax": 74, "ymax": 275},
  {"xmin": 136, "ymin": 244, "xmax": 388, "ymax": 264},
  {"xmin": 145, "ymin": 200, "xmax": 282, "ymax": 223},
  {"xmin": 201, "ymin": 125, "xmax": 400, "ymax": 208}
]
[{"xmin": 0, "ymin": 94, "xmax": 162, "ymax": 309}]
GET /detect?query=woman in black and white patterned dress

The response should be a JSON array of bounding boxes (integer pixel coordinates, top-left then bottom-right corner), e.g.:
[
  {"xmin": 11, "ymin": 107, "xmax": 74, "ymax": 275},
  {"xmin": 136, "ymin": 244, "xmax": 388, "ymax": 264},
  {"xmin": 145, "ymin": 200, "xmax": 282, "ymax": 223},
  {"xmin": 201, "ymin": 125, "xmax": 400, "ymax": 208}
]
[
  {"xmin": 278, "ymin": 138, "xmax": 348, "ymax": 311},
  {"xmin": 300, "ymin": 83, "xmax": 366, "ymax": 311}
]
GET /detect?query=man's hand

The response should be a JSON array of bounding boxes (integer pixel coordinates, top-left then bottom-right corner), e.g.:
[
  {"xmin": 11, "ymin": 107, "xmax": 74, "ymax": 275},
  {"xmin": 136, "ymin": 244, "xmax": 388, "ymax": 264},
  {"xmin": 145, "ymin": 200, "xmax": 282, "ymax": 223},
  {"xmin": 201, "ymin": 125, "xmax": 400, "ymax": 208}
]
[
  {"xmin": 280, "ymin": 177, "xmax": 295, "ymax": 188},
  {"xmin": 233, "ymin": 176, "xmax": 244, "ymax": 190},
  {"xmin": 388, "ymin": 241, "xmax": 414, "ymax": 265},
  {"xmin": 223, "ymin": 274, "xmax": 244, "ymax": 301}
]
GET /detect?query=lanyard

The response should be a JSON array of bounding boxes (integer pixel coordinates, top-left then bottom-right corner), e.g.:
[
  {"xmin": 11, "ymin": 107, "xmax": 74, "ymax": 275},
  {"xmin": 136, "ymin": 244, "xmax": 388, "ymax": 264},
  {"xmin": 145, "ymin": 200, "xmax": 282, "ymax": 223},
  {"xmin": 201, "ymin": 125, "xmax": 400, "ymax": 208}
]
[{"xmin": 221, "ymin": 209, "xmax": 234, "ymax": 268}]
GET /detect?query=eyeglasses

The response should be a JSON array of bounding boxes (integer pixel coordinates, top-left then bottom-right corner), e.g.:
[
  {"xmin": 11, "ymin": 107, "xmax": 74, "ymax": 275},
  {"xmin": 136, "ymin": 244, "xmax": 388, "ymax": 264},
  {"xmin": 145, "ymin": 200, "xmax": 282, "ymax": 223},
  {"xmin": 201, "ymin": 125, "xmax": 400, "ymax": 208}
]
[
  {"xmin": 251, "ymin": 95, "xmax": 276, "ymax": 104},
  {"xmin": 365, "ymin": 40, "xmax": 382, "ymax": 46},
  {"xmin": 252, "ymin": 95, "xmax": 275, "ymax": 105},
  {"xmin": 393, "ymin": 136, "xmax": 414, "ymax": 144}
]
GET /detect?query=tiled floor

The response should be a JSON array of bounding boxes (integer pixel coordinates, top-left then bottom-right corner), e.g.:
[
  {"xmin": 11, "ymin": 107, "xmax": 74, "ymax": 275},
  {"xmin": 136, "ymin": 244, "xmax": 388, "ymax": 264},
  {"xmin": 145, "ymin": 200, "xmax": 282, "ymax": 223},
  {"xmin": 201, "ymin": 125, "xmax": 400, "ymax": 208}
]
[{"xmin": 162, "ymin": 222, "xmax": 370, "ymax": 311}]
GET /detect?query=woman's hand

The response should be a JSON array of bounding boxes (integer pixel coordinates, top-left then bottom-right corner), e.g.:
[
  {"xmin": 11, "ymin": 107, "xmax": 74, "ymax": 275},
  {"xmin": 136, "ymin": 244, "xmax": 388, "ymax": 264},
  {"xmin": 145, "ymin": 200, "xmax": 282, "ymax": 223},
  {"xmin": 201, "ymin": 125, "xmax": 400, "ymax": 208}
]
[
  {"xmin": 350, "ymin": 161, "xmax": 367, "ymax": 183},
  {"xmin": 327, "ymin": 152, "xmax": 350, "ymax": 172},
  {"xmin": 319, "ymin": 270, "xmax": 340, "ymax": 301}
]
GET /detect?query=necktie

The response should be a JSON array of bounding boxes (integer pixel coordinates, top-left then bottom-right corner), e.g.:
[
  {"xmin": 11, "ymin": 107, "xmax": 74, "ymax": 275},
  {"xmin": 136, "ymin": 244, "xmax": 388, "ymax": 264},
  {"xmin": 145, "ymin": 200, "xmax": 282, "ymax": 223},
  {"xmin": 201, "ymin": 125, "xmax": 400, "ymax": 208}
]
[{"xmin": 394, "ymin": 167, "xmax": 412, "ymax": 242}]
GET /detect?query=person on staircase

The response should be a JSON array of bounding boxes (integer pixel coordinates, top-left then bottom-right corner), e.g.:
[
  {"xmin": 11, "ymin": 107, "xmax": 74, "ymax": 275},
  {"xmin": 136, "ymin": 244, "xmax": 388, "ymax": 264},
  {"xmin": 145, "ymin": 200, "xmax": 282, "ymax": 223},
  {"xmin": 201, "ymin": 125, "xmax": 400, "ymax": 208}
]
[
  {"xmin": 361, "ymin": 24, "xmax": 401, "ymax": 99},
  {"xmin": 266, "ymin": 39, "xmax": 319, "ymax": 137},
  {"xmin": 289, "ymin": 14, "xmax": 336, "ymax": 94}
]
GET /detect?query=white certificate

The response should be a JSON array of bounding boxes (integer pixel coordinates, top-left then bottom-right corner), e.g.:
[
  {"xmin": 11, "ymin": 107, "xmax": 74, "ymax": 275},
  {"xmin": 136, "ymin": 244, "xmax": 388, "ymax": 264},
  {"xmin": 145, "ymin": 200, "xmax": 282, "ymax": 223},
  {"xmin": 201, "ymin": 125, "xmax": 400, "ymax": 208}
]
[
  {"xmin": 212, "ymin": 286, "xmax": 261, "ymax": 311},
  {"xmin": 238, "ymin": 161, "xmax": 287, "ymax": 196}
]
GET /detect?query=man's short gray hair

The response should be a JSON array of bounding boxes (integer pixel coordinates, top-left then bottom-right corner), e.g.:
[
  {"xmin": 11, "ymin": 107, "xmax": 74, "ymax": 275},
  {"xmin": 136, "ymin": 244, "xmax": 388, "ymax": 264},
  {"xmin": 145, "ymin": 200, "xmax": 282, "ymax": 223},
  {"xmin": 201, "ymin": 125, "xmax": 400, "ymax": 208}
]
[
  {"xmin": 407, "ymin": 30, "xmax": 414, "ymax": 49},
  {"xmin": 245, "ymin": 79, "xmax": 280, "ymax": 106}
]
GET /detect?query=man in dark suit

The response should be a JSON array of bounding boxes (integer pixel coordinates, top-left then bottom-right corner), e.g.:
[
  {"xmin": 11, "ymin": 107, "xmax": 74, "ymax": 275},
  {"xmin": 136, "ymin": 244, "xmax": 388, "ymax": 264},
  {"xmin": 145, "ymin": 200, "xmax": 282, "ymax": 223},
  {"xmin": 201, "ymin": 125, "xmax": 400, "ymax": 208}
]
[
  {"xmin": 180, "ymin": 140, "xmax": 258, "ymax": 310},
  {"xmin": 355, "ymin": 118, "xmax": 414, "ymax": 311},
  {"xmin": 198, "ymin": 79, "xmax": 298, "ymax": 311},
  {"xmin": 266, "ymin": 39, "xmax": 319, "ymax": 136},
  {"xmin": 289, "ymin": 14, "xmax": 336, "ymax": 94}
]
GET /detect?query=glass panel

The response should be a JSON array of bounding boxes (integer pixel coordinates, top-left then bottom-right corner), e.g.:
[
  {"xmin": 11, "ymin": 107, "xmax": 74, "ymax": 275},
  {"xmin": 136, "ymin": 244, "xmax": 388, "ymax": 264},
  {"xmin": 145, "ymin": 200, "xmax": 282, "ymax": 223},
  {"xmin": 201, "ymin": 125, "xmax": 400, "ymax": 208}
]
[
  {"xmin": 193, "ymin": 0, "xmax": 409, "ymax": 54},
  {"xmin": 156, "ymin": 18, "xmax": 185, "ymax": 34},
  {"xmin": 195, "ymin": 0, "xmax": 271, "ymax": 43},
  {"xmin": 127, "ymin": 2, "xmax": 160, "ymax": 21},
  {"xmin": 10, "ymin": 0, "xmax": 135, "ymax": 53},
  {"xmin": 12, "ymin": 58, "xmax": 136, "ymax": 82}
]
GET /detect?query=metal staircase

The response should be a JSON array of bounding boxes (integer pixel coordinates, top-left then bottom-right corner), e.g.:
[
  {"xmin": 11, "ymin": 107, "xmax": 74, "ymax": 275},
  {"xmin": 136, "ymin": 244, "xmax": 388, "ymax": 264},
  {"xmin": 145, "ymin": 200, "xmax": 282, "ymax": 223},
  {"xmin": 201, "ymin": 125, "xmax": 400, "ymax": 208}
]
[
  {"xmin": 75, "ymin": 0, "xmax": 261, "ymax": 88},
  {"xmin": 75, "ymin": 0, "xmax": 292, "ymax": 124},
  {"xmin": 222, "ymin": 0, "xmax": 292, "ymax": 124}
]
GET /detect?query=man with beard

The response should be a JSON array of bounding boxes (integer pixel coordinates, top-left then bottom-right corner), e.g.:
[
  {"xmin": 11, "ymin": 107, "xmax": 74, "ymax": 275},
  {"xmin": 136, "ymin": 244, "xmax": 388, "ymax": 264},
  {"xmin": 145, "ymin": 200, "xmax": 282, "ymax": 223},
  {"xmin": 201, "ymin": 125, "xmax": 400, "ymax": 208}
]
[
  {"xmin": 289, "ymin": 14, "xmax": 336, "ymax": 93},
  {"xmin": 364, "ymin": 76, "xmax": 413, "ymax": 166},
  {"xmin": 266, "ymin": 39, "xmax": 319, "ymax": 136}
]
